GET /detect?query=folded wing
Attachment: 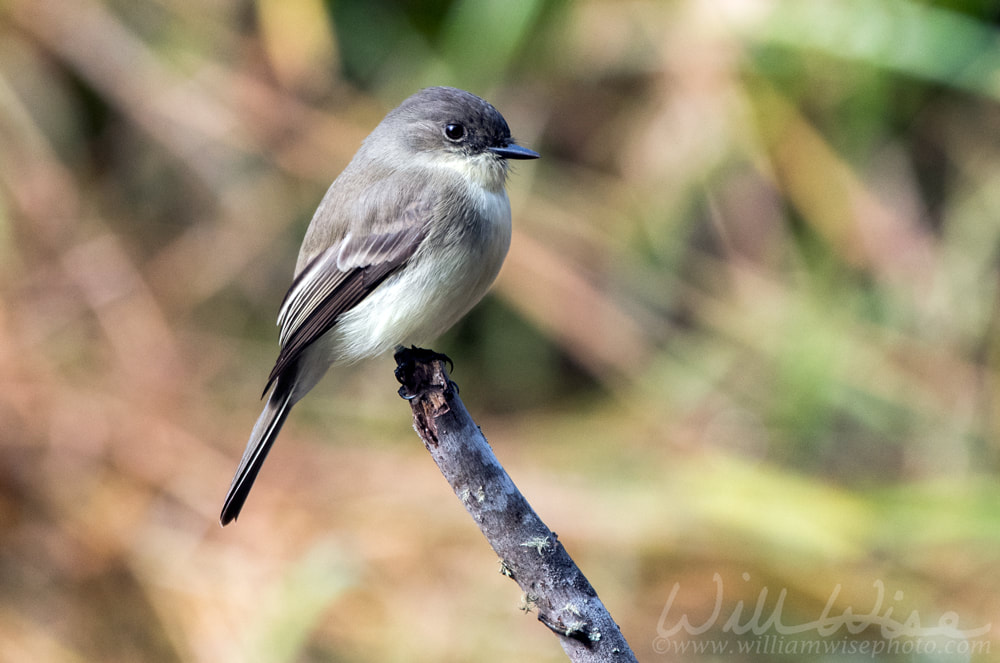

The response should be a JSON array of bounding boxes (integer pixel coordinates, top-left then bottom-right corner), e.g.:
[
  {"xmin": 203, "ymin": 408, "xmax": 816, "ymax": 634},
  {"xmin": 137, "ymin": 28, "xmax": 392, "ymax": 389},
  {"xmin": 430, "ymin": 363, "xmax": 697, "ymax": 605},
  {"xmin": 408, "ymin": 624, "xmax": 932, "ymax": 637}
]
[{"xmin": 263, "ymin": 200, "xmax": 432, "ymax": 395}]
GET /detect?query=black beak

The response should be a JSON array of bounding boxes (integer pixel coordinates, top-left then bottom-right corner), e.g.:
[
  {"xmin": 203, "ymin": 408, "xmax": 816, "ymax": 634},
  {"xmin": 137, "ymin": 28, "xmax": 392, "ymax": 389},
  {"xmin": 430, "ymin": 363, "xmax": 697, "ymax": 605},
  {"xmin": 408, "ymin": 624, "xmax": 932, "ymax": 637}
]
[{"xmin": 489, "ymin": 142, "xmax": 540, "ymax": 160}]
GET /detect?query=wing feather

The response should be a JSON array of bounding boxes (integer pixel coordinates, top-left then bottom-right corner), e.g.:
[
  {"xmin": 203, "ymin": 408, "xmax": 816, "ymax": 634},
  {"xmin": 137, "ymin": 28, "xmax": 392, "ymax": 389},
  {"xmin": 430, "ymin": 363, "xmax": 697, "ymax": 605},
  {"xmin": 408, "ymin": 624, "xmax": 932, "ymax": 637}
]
[{"xmin": 262, "ymin": 201, "xmax": 431, "ymax": 395}]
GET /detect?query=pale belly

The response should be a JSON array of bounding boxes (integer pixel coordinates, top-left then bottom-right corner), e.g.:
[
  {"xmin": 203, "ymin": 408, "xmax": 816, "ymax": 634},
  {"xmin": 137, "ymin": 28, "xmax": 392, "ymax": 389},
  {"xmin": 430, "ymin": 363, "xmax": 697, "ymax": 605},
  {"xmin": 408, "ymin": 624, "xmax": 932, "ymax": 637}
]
[{"xmin": 323, "ymin": 191, "xmax": 511, "ymax": 363}]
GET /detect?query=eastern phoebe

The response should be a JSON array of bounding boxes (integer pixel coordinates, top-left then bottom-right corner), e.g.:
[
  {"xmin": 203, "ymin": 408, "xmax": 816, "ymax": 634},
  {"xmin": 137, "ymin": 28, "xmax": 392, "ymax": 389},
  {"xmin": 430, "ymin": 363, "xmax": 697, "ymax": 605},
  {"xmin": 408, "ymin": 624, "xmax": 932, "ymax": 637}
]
[{"xmin": 220, "ymin": 86, "xmax": 539, "ymax": 525}]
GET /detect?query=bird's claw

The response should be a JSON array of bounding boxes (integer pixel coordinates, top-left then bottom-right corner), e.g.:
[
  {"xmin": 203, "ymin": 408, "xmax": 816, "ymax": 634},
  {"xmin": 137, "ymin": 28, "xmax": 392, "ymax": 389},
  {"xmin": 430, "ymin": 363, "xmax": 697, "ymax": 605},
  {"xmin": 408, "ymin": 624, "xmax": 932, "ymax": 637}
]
[{"xmin": 394, "ymin": 345, "xmax": 453, "ymax": 400}]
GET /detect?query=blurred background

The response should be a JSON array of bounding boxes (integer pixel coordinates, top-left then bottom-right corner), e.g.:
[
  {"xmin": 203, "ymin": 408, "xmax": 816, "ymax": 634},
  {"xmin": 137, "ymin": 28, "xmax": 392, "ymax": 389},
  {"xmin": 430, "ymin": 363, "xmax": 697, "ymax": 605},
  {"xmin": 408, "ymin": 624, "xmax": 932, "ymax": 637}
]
[{"xmin": 2, "ymin": 0, "xmax": 1000, "ymax": 661}]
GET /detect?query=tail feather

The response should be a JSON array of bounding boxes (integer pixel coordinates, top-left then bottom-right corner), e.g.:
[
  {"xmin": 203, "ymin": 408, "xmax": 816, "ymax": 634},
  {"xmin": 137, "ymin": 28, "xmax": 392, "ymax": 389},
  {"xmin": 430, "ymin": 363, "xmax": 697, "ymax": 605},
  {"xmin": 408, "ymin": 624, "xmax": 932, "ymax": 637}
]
[{"xmin": 220, "ymin": 385, "xmax": 295, "ymax": 525}]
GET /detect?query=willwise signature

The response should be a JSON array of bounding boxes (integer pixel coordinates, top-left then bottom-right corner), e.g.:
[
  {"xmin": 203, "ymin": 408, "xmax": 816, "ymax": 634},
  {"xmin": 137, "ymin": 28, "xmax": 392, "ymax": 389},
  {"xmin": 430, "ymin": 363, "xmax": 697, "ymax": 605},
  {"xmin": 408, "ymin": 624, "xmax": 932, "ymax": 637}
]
[{"xmin": 656, "ymin": 573, "xmax": 990, "ymax": 640}]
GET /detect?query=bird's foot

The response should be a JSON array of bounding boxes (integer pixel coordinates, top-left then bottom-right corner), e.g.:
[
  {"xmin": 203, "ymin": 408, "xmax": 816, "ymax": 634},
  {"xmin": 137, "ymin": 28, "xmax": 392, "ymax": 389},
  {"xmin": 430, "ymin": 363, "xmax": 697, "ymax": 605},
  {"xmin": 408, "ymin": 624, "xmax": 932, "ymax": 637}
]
[{"xmin": 394, "ymin": 345, "xmax": 453, "ymax": 399}]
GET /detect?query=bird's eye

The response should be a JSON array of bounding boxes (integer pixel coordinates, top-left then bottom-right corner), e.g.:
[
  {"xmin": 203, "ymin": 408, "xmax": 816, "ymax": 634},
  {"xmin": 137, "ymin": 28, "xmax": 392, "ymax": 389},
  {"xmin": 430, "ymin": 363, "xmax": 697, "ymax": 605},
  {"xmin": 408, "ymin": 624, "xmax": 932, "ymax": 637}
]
[{"xmin": 444, "ymin": 123, "xmax": 465, "ymax": 141}]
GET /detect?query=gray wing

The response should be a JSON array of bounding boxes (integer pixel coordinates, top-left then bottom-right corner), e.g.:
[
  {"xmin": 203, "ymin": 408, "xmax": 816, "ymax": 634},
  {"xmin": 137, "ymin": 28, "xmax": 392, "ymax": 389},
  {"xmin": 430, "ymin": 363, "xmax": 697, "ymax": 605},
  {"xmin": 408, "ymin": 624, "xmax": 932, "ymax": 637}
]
[{"xmin": 262, "ymin": 200, "xmax": 432, "ymax": 395}]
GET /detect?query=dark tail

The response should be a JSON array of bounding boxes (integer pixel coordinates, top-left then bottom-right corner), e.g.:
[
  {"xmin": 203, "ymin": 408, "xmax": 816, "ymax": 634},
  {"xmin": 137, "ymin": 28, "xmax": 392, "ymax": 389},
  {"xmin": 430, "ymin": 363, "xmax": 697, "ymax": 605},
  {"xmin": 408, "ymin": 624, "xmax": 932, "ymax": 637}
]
[{"xmin": 220, "ymin": 382, "xmax": 295, "ymax": 525}]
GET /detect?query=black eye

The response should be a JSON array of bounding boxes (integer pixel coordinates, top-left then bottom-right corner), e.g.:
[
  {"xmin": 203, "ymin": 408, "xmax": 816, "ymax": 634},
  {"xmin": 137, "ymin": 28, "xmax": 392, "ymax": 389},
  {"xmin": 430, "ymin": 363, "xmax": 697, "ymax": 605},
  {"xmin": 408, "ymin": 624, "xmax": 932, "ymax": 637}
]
[{"xmin": 444, "ymin": 123, "xmax": 465, "ymax": 141}]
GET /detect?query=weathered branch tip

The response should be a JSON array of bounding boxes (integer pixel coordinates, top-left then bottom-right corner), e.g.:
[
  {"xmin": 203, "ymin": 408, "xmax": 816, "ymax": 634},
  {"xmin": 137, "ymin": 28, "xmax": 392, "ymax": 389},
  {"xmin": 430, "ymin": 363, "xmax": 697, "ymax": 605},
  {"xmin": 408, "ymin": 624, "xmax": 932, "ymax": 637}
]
[{"xmin": 391, "ymin": 348, "xmax": 640, "ymax": 663}]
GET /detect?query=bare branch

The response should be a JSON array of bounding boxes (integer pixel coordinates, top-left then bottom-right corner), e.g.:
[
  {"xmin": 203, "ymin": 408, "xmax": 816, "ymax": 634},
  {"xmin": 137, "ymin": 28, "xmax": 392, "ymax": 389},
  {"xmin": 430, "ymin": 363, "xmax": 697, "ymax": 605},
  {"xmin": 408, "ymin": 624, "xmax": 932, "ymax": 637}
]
[{"xmin": 393, "ymin": 347, "xmax": 639, "ymax": 662}]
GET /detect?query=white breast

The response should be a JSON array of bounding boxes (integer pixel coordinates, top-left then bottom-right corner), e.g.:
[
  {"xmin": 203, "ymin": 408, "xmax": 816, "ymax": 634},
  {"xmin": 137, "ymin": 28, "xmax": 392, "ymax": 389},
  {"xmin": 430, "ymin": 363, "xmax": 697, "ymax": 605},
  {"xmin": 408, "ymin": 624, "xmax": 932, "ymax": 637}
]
[{"xmin": 323, "ymin": 184, "xmax": 512, "ymax": 363}]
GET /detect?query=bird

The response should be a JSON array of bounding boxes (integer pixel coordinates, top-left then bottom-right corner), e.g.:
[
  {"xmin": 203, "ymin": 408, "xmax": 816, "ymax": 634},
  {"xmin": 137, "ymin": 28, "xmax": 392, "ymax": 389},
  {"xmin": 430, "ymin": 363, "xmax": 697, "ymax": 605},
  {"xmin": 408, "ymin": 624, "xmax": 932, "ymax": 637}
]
[{"xmin": 220, "ymin": 86, "xmax": 539, "ymax": 525}]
